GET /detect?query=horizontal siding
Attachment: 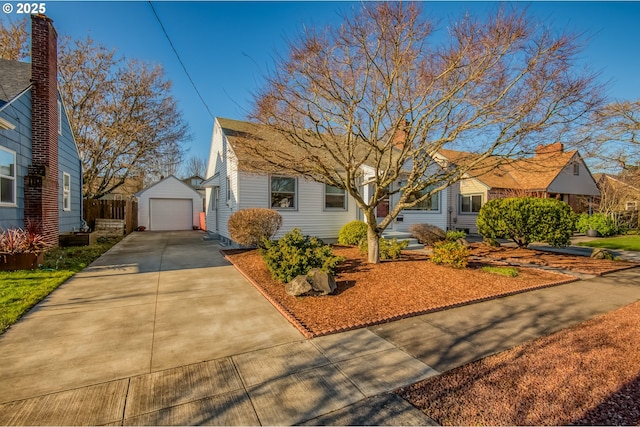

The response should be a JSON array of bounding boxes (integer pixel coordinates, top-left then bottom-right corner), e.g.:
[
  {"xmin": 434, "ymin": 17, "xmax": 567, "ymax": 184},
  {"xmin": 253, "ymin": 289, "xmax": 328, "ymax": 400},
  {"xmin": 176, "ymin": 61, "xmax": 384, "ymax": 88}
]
[
  {"xmin": 459, "ymin": 177, "xmax": 488, "ymax": 195},
  {"xmin": 0, "ymin": 91, "xmax": 31, "ymax": 229},
  {"xmin": 238, "ymin": 173, "xmax": 357, "ymax": 240},
  {"xmin": 58, "ymin": 94, "xmax": 83, "ymax": 233}
]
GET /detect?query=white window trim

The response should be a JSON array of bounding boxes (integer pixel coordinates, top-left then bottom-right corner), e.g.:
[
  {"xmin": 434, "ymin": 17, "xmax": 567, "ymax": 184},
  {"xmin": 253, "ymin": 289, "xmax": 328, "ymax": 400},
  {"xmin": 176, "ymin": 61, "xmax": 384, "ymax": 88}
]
[
  {"xmin": 57, "ymin": 100, "xmax": 63, "ymax": 135},
  {"xmin": 324, "ymin": 184, "xmax": 347, "ymax": 211},
  {"xmin": 62, "ymin": 172, "xmax": 71, "ymax": 211},
  {"xmin": 270, "ymin": 175, "xmax": 298, "ymax": 210},
  {"xmin": 459, "ymin": 193, "xmax": 483, "ymax": 214},
  {"xmin": 0, "ymin": 146, "xmax": 17, "ymax": 207}
]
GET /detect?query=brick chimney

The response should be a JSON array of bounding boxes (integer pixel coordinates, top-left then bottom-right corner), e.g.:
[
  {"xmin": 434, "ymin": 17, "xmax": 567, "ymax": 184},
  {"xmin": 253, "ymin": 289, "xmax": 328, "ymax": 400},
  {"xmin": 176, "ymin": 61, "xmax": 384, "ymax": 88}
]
[
  {"xmin": 393, "ymin": 120, "xmax": 410, "ymax": 149},
  {"xmin": 535, "ymin": 142, "xmax": 564, "ymax": 156},
  {"xmin": 24, "ymin": 14, "xmax": 59, "ymax": 247}
]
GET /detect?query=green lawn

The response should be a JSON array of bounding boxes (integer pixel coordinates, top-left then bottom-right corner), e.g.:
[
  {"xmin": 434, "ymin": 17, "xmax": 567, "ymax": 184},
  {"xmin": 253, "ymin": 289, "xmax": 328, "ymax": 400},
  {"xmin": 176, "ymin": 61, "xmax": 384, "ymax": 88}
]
[
  {"xmin": 0, "ymin": 236, "xmax": 121, "ymax": 333},
  {"xmin": 577, "ymin": 235, "xmax": 640, "ymax": 251}
]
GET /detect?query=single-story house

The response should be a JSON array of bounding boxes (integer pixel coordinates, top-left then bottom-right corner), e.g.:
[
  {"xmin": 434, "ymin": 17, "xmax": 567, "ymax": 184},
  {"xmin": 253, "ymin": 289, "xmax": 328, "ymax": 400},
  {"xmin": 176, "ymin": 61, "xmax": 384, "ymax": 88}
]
[
  {"xmin": 0, "ymin": 15, "xmax": 83, "ymax": 246},
  {"xmin": 436, "ymin": 143, "xmax": 600, "ymax": 233},
  {"xmin": 593, "ymin": 173, "xmax": 640, "ymax": 212},
  {"xmin": 203, "ymin": 117, "xmax": 450, "ymax": 245},
  {"xmin": 136, "ymin": 175, "xmax": 203, "ymax": 231}
]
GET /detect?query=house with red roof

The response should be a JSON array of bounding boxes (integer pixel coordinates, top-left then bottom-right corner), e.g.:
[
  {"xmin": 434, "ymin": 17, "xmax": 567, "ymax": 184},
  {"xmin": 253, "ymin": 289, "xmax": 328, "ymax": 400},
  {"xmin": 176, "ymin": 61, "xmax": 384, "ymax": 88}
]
[{"xmin": 437, "ymin": 143, "xmax": 600, "ymax": 233}]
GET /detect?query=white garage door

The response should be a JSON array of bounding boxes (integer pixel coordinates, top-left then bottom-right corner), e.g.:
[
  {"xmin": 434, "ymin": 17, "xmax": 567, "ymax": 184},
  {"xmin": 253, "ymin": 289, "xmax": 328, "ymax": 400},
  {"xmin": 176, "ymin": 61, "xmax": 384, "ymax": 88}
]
[{"xmin": 149, "ymin": 198, "xmax": 193, "ymax": 231}]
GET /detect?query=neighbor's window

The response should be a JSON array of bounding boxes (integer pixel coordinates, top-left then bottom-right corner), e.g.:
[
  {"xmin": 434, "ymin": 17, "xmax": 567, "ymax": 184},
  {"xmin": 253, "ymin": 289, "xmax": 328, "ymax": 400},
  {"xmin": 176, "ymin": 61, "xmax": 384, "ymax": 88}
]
[
  {"xmin": 226, "ymin": 176, "xmax": 231, "ymax": 201},
  {"xmin": 460, "ymin": 194, "xmax": 483, "ymax": 213},
  {"xmin": 63, "ymin": 172, "xmax": 71, "ymax": 211},
  {"xmin": 325, "ymin": 184, "xmax": 346, "ymax": 210},
  {"xmin": 270, "ymin": 176, "xmax": 297, "ymax": 209},
  {"xmin": 0, "ymin": 146, "xmax": 16, "ymax": 205},
  {"xmin": 404, "ymin": 187, "xmax": 440, "ymax": 211},
  {"xmin": 573, "ymin": 162, "xmax": 580, "ymax": 175}
]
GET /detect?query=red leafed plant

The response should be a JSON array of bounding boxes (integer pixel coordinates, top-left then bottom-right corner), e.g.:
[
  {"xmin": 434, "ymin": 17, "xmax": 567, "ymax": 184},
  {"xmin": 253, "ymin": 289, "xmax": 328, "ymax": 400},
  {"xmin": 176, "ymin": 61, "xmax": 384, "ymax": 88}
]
[{"xmin": 0, "ymin": 221, "xmax": 49, "ymax": 254}]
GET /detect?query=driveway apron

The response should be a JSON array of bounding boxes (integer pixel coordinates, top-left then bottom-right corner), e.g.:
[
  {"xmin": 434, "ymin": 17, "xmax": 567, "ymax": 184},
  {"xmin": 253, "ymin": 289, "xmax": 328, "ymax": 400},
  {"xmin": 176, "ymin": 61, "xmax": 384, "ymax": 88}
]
[{"xmin": 0, "ymin": 231, "xmax": 303, "ymax": 404}]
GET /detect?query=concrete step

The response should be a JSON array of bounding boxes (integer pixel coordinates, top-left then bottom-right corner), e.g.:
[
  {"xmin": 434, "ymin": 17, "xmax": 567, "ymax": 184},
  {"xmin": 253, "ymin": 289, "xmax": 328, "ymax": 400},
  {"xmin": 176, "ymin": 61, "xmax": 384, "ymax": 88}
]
[{"xmin": 381, "ymin": 231, "xmax": 424, "ymax": 251}]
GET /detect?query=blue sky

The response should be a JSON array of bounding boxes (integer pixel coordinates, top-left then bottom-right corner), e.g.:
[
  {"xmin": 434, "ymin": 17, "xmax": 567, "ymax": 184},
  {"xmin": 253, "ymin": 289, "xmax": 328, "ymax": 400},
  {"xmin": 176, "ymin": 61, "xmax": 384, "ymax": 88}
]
[{"xmin": 2, "ymin": 1, "xmax": 640, "ymax": 168}]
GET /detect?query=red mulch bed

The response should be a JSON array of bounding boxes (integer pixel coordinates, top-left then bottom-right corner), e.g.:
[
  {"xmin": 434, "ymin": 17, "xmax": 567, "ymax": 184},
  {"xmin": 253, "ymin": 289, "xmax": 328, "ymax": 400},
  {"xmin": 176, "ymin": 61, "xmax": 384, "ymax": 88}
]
[
  {"xmin": 225, "ymin": 246, "xmax": 580, "ymax": 338},
  {"xmin": 397, "ymin": 300, "xmax": 640, "ymax": 426},
  {"xmin": 468, "ymin": 243, "xmax": 637, "ymax": 275}
]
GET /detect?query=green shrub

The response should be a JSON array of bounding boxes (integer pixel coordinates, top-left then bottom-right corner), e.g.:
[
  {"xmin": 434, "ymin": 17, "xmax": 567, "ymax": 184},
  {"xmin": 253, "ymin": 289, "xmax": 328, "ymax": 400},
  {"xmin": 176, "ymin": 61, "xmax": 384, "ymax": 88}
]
[
  {"xmin": 477, "ymin": 197, "xmax": 575, "ymax": 248},
  {"xmin": 431, "ymin": 241, "xmax": 469, "ymax": 268},
  {"xmin": 445, "ymin": 230, "xmax": 467, "ymax": 241},
  {"xmin": 260, "ymin": 228, "xmax": 345, "ymax": 283},
  {"xmin": 358, "ymin": 237, "xmax": 408, "ymax": 260},
  {"xmin": 408, "ymin": 223, "xmax": 446, "ymax": 245},
  {"xmin": 575, "ymin": 213, "xmax": 619, "ymax": 237},
  {"xmin": 338, "ymin": 220, "xmax": 368, "ymax": 245},
  {"xmin": 482, "ymin": 265, "xmax": 519, "ymax": 277},
  {"xmin": 228, "ymin": 208, "xmax": 282, "ymax": 248}
]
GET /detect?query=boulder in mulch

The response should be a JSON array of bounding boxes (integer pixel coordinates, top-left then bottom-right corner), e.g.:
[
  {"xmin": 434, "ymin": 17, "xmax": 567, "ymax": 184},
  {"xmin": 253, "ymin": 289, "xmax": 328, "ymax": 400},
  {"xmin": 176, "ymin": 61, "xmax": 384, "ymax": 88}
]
[
  {"xmin": 307, "ymin": 268, "xmax": 337, "ymax": 295},
  {"xmin": 591, "ymin": 248, "xmax": 614, "ymax": 260},
  {"xmin": 285, "ymin": 268, "xmax": 337, "ymax": 297},
  {"xmin": 286, "ymin": 275, "xmax": 313, "ymax": 296}
]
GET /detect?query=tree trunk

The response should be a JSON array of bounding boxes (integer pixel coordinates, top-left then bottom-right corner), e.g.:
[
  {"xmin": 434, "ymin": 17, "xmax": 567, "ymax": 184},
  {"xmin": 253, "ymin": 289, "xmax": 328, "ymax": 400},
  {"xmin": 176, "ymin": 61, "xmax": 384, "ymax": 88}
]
[{"xmin": 367, "ymin": 222, "xmax": 381, "ymax": 264}]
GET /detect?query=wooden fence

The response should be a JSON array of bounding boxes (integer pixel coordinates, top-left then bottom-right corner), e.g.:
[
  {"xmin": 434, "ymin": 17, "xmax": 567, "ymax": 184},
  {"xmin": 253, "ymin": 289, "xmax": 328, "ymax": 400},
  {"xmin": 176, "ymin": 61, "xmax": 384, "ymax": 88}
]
[{"xmin": 83, "ymin": 199, "xmax": 138, "ymax": 234}]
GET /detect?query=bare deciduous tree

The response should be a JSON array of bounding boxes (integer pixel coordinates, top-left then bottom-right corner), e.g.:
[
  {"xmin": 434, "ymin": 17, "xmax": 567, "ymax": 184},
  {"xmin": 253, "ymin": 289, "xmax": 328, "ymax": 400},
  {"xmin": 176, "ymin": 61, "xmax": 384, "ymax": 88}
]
[
  {"xmin": 182, "ymin": 155, "xmax": 207, "ymax": 178},
  {"xmin": 0, "ymin": 17, "xmax": 29, "ymax": 61},
  {"xmin": 57, "ymin": 36, "xmax": 191, "ymax": 198},
  {"xmin": 240, "ymin": 3, "xmax": 602, "ymax": 263},
  {"xmin": 585, "ymin": 100, "xmax": 640, "ymax": 172}
]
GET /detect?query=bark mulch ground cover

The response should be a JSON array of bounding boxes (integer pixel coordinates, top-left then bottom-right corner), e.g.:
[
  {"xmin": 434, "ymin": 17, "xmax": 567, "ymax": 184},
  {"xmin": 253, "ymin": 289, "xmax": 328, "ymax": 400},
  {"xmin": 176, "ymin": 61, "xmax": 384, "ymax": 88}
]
[
  {"xmin": 226, "ymin": 246, "xmax": 593, "ymax": 338},
  {"xmin": 468, "ymin": 243, "xmax": 637, "ymax": 275},
  {"xmin": 397, "ymin": 299, "xmax": 640, "ymax": 426}
]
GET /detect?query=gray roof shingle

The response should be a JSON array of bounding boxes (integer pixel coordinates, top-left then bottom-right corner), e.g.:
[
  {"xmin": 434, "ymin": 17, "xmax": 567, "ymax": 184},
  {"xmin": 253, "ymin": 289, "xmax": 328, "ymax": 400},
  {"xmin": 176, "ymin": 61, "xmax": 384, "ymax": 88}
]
[{"xmin": 0, "ymin": 58, "xmax": 31, "ymax": 106}]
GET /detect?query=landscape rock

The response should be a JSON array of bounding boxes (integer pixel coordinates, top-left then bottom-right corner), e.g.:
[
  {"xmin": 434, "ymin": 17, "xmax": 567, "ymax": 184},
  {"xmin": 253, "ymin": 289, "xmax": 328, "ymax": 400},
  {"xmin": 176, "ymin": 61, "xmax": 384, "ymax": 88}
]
[
  {"xmin": 591, "ymin": 248, "xmax": 614, "ymax": 260},
  {"xmin": 286, "ymin": 275, "xmax": 313, "ymax": 296},
  {"xmin": 307, "ymin": 268, "xmax": 337, "ymax": 295}
]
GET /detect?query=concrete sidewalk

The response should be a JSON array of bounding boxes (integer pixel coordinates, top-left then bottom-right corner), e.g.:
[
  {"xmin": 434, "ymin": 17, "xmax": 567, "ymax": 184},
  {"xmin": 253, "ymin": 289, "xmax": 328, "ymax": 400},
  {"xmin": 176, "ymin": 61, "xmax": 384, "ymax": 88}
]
[{"xmin": 1, "ymin": 231, "xmax": 639, "ymax": 425}]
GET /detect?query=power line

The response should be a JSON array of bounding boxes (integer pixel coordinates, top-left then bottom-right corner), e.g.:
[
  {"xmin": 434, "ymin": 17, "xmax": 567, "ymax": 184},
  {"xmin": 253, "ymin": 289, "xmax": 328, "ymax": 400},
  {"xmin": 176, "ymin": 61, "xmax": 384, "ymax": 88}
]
[{"xmin": 148, "ymin": 1, "xmax": 215, "ymax": 121}]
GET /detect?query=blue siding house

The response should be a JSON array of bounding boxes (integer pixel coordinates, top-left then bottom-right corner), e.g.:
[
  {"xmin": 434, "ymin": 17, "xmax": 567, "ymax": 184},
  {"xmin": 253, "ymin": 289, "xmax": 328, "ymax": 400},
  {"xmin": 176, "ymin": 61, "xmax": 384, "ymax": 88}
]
[{"xmin": 0, "ymin": 15, "xmax": 82, "ymax": 245}]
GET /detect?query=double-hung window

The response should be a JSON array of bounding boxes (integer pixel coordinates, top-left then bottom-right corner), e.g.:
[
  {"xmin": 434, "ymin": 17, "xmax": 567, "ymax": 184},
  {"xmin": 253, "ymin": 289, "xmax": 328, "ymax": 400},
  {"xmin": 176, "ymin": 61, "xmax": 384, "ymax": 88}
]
[
  {"xmin": 460, "ymin": 194, "xmax": 483, "ymax": 213},
  {"xmin": 0, "ymin": 147, "xmax": 16, "ymax": 206},
  {"xmin": 270, "ymin": 176, "xmax": 296, "ymax": 209},
  {"xmin": 63, "ymin": 172, "xmax": 71, "ymax": 211},
  {"xmin": 325, "ymin": 184, "xmax": 346, "ymax": 210}
]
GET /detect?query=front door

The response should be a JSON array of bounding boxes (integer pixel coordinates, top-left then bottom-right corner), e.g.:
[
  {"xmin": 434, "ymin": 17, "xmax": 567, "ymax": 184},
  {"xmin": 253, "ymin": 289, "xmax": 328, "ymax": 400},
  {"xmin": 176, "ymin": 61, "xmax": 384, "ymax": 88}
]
[{"xmin": 376, "ymin": 186, "xmax": 390, "ymax": 225}]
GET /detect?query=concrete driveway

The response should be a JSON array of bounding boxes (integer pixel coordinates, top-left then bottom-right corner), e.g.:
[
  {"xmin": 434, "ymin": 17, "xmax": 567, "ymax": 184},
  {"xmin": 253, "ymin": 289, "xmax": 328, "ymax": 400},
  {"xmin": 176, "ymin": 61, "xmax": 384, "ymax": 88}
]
[
  {"xmin": 0, "ymin": 231, "xmax": 303, "ymax": 404},
  {"xmin": 2, "ymin": 231, "xmax": 639, "ymax": 425}
]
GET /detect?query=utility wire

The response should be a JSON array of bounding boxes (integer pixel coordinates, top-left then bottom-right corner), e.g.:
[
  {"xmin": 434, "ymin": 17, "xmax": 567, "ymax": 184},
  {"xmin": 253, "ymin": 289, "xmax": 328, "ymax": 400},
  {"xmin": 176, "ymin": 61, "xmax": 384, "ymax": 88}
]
[{"xmin": 148, "ymin": 1, "xmax": 215, "ymax": 121}]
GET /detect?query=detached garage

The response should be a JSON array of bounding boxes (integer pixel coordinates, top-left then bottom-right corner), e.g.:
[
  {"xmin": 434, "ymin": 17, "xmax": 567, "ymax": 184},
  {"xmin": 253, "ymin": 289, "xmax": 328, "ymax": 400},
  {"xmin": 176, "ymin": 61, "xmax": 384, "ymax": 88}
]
[{"xmin": 137, "ymin": 176, "xmax": 203, "ymax": 231}]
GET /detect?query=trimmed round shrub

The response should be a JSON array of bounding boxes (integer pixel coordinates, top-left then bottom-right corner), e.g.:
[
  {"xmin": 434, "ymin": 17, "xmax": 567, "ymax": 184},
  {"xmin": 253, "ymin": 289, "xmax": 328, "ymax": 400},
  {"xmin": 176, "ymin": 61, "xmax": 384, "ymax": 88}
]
[
  {"xmin": 575, "ymin": 213, "xmax": 619, "ymax": 237},
  {"xmin": 260, "ymin": 228, "xmax": 345, "ymax": 283},
  {"xmin": 477, "ymin": 197, "xmax": 575, "ymax": 248},
  {"xmin": 338, "ymin": 220, "xmax": 368, "ymax": 245},
  {"xmin": 431, "ymin": 241, "xmax": 469, "ymax": 268},
  {"xmin": 408, "ymin": 223, "xmax": 446, "ymax": 245},
  {"xmin": 228, "ymin": 208, "xmax": 282, "ymax": 248}
]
